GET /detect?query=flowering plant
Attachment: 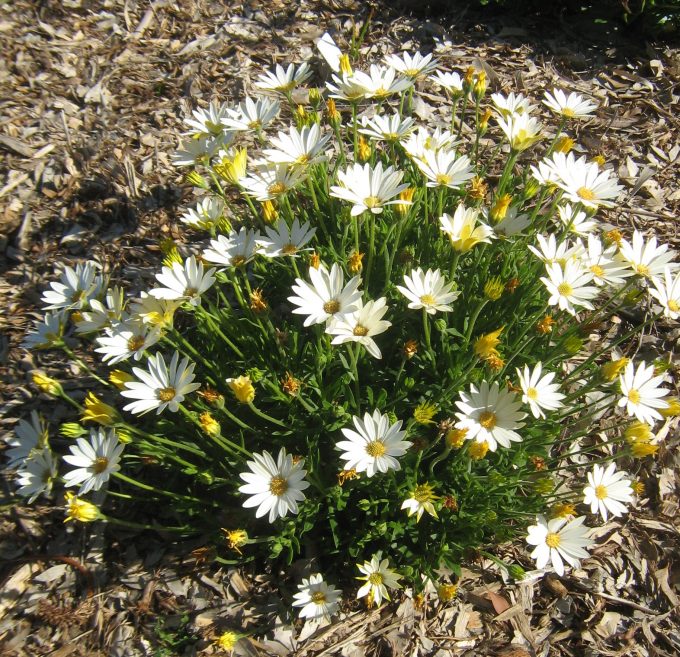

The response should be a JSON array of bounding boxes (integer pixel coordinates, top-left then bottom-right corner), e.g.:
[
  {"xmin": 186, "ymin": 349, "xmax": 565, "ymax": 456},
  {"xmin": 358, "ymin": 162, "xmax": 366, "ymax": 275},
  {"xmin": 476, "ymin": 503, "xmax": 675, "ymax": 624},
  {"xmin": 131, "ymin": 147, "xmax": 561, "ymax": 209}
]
[{"xmin": 11, "ymin": 32, "xmax": 679, "ymax": 615}]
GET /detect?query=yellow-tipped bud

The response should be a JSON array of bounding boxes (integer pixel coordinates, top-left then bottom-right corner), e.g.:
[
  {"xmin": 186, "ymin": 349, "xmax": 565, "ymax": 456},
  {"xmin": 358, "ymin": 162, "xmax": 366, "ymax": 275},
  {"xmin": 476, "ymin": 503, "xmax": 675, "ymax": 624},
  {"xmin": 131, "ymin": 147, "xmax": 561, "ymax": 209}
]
[
  {"xmin": 554, "ymin": 136, "xmax": 574, "ymax": 154},
  {"xmin": 115, "ymin": 428, "xmax": 133, "ymax": 444},
  {"xmin": 473, "ymin": 71, "xmax": 487, "ymax": 98},
  {"xmin": 162, "ymin": 247, "xmax": 183, "ymax": 268},
  {"xmin": 185, "ymin": 170, "xmax": 209, "ymax": 189},
  {"xmin": 339, "ymin": 54, "xmax": 353, "ymax": 76},
  {"xmin": 660, "ymin": 398, "xmax": 680, "ymax": 417},
  {"xmin": 468, "ymin": 176, "xmax": 488, "ymax": 201},
  {"xmin": 463, "ymin": 66, "xmax": 475, "ymax": 90},
  {"xmin": 81, "ymin": 392, "xmax": 120, "ymax": 426},
  {"xmin": 479, "ymin": 108, "xmax": 492, "ymax": 131},
  {"xmin": 468, "ymin": 440, "xmax": 489, "ymax": 460},
  {"xmin": 326, "ymin": 98, "xmax": 340, "ymax": 123},
  {"xmin": 199, "ymin": 411, "xmax": 221, "ymax": 437},
  {"xmin": 226, "ymin": 375, "xmax": 255, "ymax": 404},
  {"xmin": 60, "ymin": 423, "xmax": 87, "ymax": 438},
  {"xmin": 348, "ymin": 250, "xmax": 364, "ymax": 273},
  {"xmin": 214, "ymin": 148, "xmax": 247, "ymax": 185},
  {"xmin": 308, "ymin": 87, "xmax": 322, "ymax": 106},
  {"xmin": 490, "ymin": 194, "xmax": 512, "ymax": 223},
  {"xmin": 396, "ymin": 188, "xmax": 414, "ymax": 215},
  {"xmin": 474, "ymin": 326, "xmax": 504, "ymax": 360},
  {"xmin": 600, "ymin": 357, "xmax": 629, "ymax": 382},
  {"xmin": 110, "ymin": 369, "xmax": 134, "ymax": 390},
  {"xmin": 261, "ymin": 199, "xmax": 278, "ymax": 223},
  {"xmin": 215, "ymin": 630, "xmax": 240, "ymax": 652},
  {"xmin": 631, "ymin": 441, "xmax": 659, "ymax": 458},
  {"xmin": 357, "ymin": 135, "xmax": 371, "ymax": 162},
  {"xmin": 309, "ymin": 251, "xmax": 321, "ymax": 269},
  {"xmin": 483, "ymin": 277, "xmax": 505, "ymax": 301},
  {"xmin": 446, "ymin": 428, "xmax": 467, "ymax": 449},
  {"xmin": 437, "ymin": 583, "xmax": 458, "ymax": 602},
  {"xmin": 64, "ymin": 492, "xmax": 100, "ymax": 523},
  {"xmin": 32, "ymin": 372, "xmax": 63, "ymax": 396},
  {"xmin": 624, "ymin": 421, "xmax": 653, "ymax": 444}
]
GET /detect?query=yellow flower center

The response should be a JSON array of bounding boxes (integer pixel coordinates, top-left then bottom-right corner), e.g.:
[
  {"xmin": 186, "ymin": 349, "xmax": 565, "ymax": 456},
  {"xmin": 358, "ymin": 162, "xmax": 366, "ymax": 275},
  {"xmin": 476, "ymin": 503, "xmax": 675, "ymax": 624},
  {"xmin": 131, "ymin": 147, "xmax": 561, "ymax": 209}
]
[
  {"xmin": 590, "ymin": 264, "xmax": 605, "ymax": 278},
  {"xmin": 526, "ymin": 387, "xmax": 539, "ymax": 400},
  {"xmin": 561, "ymin": 107, "xmax": 576, "ymax": 118},
  {"xmin": 92, "ymin": 457, "xmax": 109, "ymax": 474},
  {"xmin": 557, "ymin": 282, "xmax": 573, "ymax": 296},
  {"xmin": 323, "ymin": 299, "xmax": 340, "ymax": 314},
  {"xmin": 368, "ymin": 572, "xmax": 384, "ymax": 585},
  {"xmin": 184, "ymin": 286, "xmax": 198, "ymax": 298},
  {"xmin": 158, "ymin": 386, "xmax": 176, "ymax": 402},
  {"xmin": 595, "ymin": 484, "xmax": 608, "ymax": 500},
  {"xmin": 295, "ymin": 153, "xmax": 310, "ymax": 165},
  {"xmin": 311, "ymin": 591, "xmax": 327, "ymax": 604},
  {"xmin": 577, "ymin": 186, "xmax": 595, "ymax": 201},
  {"xmin": 127, "ymin": 335, "xmax": 146, "ymax": 352},
  {"xmin": 353, "ymin": 325, "xmax": 369, "ymax": 336},
  {"xmin": 435, "ymin": 173, "xmax": 451, "ymax": 186},
  {"xmin": 669, "ymin": 300, "xmax": 679, "ymax": 312},
  {"xmin": 419, "ymin": 294, "xmax": 437, "ymax": 306},
  {"xmin": 365, "ymin": 440, "xmax": 386, "ymax": 457},
  {"xmin": 628, "ymin": 389, "xmax": 641, "ymax": 405},
  {"xmin": 364, "ymin": 195, "xmax": 381, "ymax": 209},
  {"xmin": 269, "ymin": 475, "xmax": 288, "ymax": 496},
  {"xmin": 634, "ymin": 263, "xmax": 650, "ymax": 277},
  {"xmin": 281, "ymin": 243, "xmax": 298, "ymax": 255},
  {"xmin": 231, "ymin": 255, "xmax": 247, "ymax": 267},
  {"xmin": 545, "ymin": 532, "xmax": 561, "ymax": 548},
  {"xmin": 413, "ymin": 483, "xmax": 436, "ymax": 503},
  {"xmin": 373, "ymin": 87, "xmax": 388, "ymax": 99},
  {"xmin": 248, "ymin": 119, "xmax": 262, "ymax": 129},
  {"xmin": 71, "ymin": 289, "xmax": 85, "ymax": 303},
  {"xmin": 268, "ymin": 182, "xmax": 287, "ymax": 195},
  {"xmin": 479, "ymin": 410, "xmax": 497, "ymax": 430}
]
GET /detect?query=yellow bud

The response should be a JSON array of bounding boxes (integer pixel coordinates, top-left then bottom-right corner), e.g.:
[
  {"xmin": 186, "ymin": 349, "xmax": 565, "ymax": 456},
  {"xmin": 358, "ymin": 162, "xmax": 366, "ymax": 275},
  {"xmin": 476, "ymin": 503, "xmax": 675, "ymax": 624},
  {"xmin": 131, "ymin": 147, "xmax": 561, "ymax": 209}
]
[
  {"xmin": 473, "ymin": 71, "xmax": 487, "ymax": 98},
  {"xmin": 474, "ymin": 326, "xmax": 504, "ymax": 360},
  {"xmin": 600, "ymin": 357, "xmax": 629, "ymax": 382},
  {"xmin": 308, "ymin": 87, "xmax": 321, "ymax": 106},
  {"xmin": 437, "ymin": 583, "xmax": 458, "ymax": 602},
  {"xmin": 226, "ymin": 375, "xmax": 255, "ymax": 404},
  {"xmin": 479, "ymin": 108, "xmax": 492, "ymax": 131},
  {"xmin": 468, "ymin": 440, "xmax": 489, "ymax": 460},
  {"xmin": 32, "ymin": 372, "xmax": 63, "ymax": 396},
  {"xmin": 215, "ymin": 630, "xmax": 239, "ymax": 651},
  {"xmin": 484, "ymin": 277, "xmax": 505, "ymax": 301},
  {"xmin": 115, "ymin": 428, "xmax": 133, "ymax": 444},
  {"xmin": 348, "ymin": 250, "xmax": 364, "ymax": 273},
  {"xmin": 185, "ymin": 170, "xmax": 209, "ymax": 189},
  {"xmin": 339, "ymin": 54, "xmax": 353, "ymax": 76},
  {"xmin": 490, "ymin": 194, "xmax": 512, "ymax": 223},
  {"xmin": 413, "ymin": 402, "xmax": 437, "ymax": 425},
  {"xmin": 631, "ymin": 442, "xmax": 658, "ymax": 458},
  {"xmin": 326, "ymin": 98, "xmax": 340, "ymax": 123},
  {"xmin": 214, "ymin": 148, "xmax": 247, "ymax": 185},
  {"xmin": 625, "ymin": 421, "xmax": 653, "ymax": 444},
  {"xmin": 199, "ymin": 411, "xmax": 221, "ymax": 437},
  {"xmin": 162, "ymin": 247, "xmax": 183, "ymax": 268},
  {"xmin": 309, "ymin": 252, "xmax": 321, "ymax": 269},
  {"xmin": 554, "ymin": 136, "xmax": 574, "ymax": 154},
  {"xmin": 660, "ymin": 398, "xmax": 680, "ymax": 417},
  {"xmin": 396, "ymin": 188, "xmax": 414, "ymax": 216},
  {"xmin": 357, "ymin": 135, "xmax": 371, "ymax": 162},
  {"xmin": 260, "ymin": 199, "xmax": 278, "ymax": 223},
  {"xmin": 81, "ymin": 392, "xmax": 120, "ymax": 426},
  {"xmin": 64, "ymin": 492, "xmax": 100, "ymax": 523},
  {"xmin": 110, "ymin": 369, "xmax": 135, "ymax": 390},
  {"xmin": 446, "ymin": 428, "xmax": 467, "ymax": 449}
]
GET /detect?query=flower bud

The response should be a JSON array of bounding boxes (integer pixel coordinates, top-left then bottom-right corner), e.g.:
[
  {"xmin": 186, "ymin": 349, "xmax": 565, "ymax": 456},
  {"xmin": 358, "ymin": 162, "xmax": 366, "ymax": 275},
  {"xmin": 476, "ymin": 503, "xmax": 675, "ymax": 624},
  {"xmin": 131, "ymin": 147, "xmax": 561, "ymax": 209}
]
[
  {"xmin": 506, "ymin": 564, "xmax": 526, "ymax": 581},
  {"xmin": 60, "ymin": 422, "xmax": 87, "ymax": 438},
  {"xmin": 348, "ymin": 250, "xmax": 364, "ymax": 273},
  {"xmin": 226, "ymin": 375, "xmax": 255, "ymax": 403},
  {"xmin": 483, "ymin": 277, "xmax": 504, "ymax": 301},
  {"xmin": 32, "ymin": 372, "xmax": 63, "ymax": 396},
  {"xmin": 185, "ymin": 170, "xmax": 209, "ymax": 189},
  {"xmin": 554, "ymin": 136, "xmax": 574, "ymax": 154},
  {"xmin": 64, "ymin": 492, "xmax": 100, "ymax": 523},
  {"xmin": 490, "ymin": 194, "xmax": 512, "ymax": 223},
  {"xmin": 261, "ymin": 200, "xmax": 278, "ymax": 223}
]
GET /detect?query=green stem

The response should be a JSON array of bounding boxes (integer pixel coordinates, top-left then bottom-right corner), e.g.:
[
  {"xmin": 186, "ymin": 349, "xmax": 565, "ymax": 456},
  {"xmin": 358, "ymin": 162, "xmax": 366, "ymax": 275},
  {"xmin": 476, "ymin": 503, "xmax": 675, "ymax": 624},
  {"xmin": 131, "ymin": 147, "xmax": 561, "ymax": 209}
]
[
  {"xmin": 248, "ymin": 402, "xmax": 286, "ymax": 428},
  {"xmin": 113, "ymin": 471, "xmax": 207, "ymax": 505}
]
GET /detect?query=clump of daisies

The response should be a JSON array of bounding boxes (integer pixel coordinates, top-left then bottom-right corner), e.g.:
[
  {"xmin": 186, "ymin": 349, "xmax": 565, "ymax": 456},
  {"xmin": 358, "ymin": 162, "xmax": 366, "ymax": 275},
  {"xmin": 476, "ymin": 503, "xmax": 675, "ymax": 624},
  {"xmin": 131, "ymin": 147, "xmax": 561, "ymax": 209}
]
[{"xmin": 8, "ymin": 30, "xmax": 679, "ymax": 618}]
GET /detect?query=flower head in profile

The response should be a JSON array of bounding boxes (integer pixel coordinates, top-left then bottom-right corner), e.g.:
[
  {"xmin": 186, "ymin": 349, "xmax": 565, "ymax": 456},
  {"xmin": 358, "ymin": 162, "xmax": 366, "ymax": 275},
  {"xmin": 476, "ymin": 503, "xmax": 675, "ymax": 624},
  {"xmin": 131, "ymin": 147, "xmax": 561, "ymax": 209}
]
[
  {"xmin": 62, "ymin": 428, "xmax": 124, "ymax": 495},
  {"xmin": 526, "ymin": 515, "xmax": 592, "ymax": 576},
  {"xmin": 255, "ymin": 62, "xmax": 311, "ymax": 93},
  {"xmin": 349, "ymin": 64, "xmax": 412, "ymax": 100},
  {"xmin": 618, "ymin": 360, "xmax": 669, "ymax": 426},
  {"xmin": 183, "ymin": 100, "xmax": 231, "ymax": 138},
  {"xmin": 650, "ymin": 267, "xmax": 680, "ymax": 319},
  {"xmin": 203, "ymin": 227, "xmax": 260, "ymax": 268},
  {"xmin": 180, "ymin": 196, "xmax": 225, "ymax": 231},
  {"xmin": 439, "ymin": 205, "xmax": 494, "ymax": 252},
  {"xmin": 618, "ymin": 230, "xmax": 677, "ymax": 280},
  {"xmin": 397, "ymin": 268, "xmax": 460, "ymax": 314},
  {"xmin": 414, "ymin": 149, "xmax": 474, "ymax": 189},
  {"xmin": 516, "ymin": 363, "xmax": 565, "ymax": 419},
  {"xmin": 490, "ymin": 91, "xmax": 536, "ymax": 117},
  {"xmin": 15, "ymin": 448, "xmax": 58, "ymax": 503},
  {"xmin": 81, "ymin": 392, "xmax": 120, "ymax": 426},
  {"xmin": 429, "ymin": 70, "xmax": 463, "ymax": 96},
  {"xmin": 258, "ymin": 218, "xmax": 316, "ymax": 258},
  {"xmin": 22, "ymin": 312, "xmax": 64, "ymax": 350},
  {"xmin": 326, "ymin": 297, "xmax": 391, "ymax": 359},
  {"xmin": 385, "ymin": 51, "xmax": 439, "ymax": 79},
  {"xmin": 556, "ymin": 203, "xmax": 598, "ymax": 236},
  {"xmin": 454, "ymin": 381, "xmax": 526, "ymax": 451},
  {"xmin": 337, "ymin": 409, "xmax": 411, "ymax": 477},
  {"xmin": 226, "ymin": 375, "xmax": 255, "ymax": 404},
  {"xmin": 222, "ymin": 96, "xmax": 280, "ymax": 132},
  {"xmin": 497, "ymin": 113, "xmax": 542, "ymax": 151},
  {"xmin": 41, "ymin": 261, "xmax": 103, "ymax": 311},
  {"xmin": 240, "ymin": 164, "xmax": 308, "ymax": 202},
  {"xmin": 581, "ymin": 234, "xmax": 632, "ymax": 287},
  {"xmin": 402, "ymin": 126, "xmax": 457, "ymax": 161},
  {"xmin": 292, "ymin": 574, "xmax": 342, "ymax": 620},
  {"xmin": 401, "ymin": 482, "xmax": 439, "ymax": 522},
  {"xmin": 238, "ymin": 448, "xmax": 310, "ymax": 522},
  {"xmin": 95, "ymin": 320, "xmax": 161, "ymax": 365},
  {"xmin": 543, "ymin": 89, "xmax": 598, "ymax": 119},
  {"xmin": 6, "ymin": 411, "xmax": 49, "ymax": 469},
  {"xmin": 64, "ymin": 492, "xmax": 99, "ymax": 523},
  {"xmin": 263, "ymin": 124, "xmax": 331, "ymax": 167},
  {"xmin": 583, "ymin": 463, "xmax": 633, "ymax": 521},
  {"xmin": 150, "ymin": 256, "xmax": 215, "ymax": 306},
  {"xmin": 356, "ymin": 552, "xmax": 402, "ymax": 606},
  {"xmin": 359, "ymin": 112, "xmax": 415, "ymax": 143}
]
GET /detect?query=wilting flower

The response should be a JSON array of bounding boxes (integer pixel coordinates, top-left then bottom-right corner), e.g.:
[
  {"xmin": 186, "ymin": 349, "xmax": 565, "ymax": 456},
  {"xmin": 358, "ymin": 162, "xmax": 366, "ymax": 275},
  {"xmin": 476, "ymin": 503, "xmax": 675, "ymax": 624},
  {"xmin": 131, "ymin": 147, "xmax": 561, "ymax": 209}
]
[
  {"xmin": 238, "ymin": 448, "xmax": 310, "ymax": 522},
  {"xmin": 6, "ymin": 411, "xmax": 49, "ymax": 469},
  {"xmin": 396, "ymin": 268, "xmax": 460, "ymax": 314},
  {"xmin": 474, "ymin": 327, "xmax": 504, "ymax": 360},
  {"xmin": 583, "ymin": 463, "xmax": 633, "ymax": 521},
  {"xmin": 356, "ymin": 552, "xmax": 402, "ymax": 606},
  {"xmin": 62, "ymin": 428, "xmax": 124, "ymax": 494},
  {"xmin": 526, "ymin": 515, "xmax": 592, "ymax": 576},
  {"xmin": 292, "ymin": 574, "xmax": 342, "ymax": 620},
  {"xmin": 618, "ymin": 360, "xmax": 669, "ymax": 425}
]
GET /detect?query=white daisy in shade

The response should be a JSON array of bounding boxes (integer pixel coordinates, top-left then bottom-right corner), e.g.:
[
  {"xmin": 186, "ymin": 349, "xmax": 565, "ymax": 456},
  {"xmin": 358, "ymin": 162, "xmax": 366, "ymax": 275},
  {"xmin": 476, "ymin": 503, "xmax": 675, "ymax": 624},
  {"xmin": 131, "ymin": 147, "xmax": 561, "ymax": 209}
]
[
  {"xmin": 618, "ymin": 230, "xmax": 677, "ymax": 280},
  {"xmin": 288, "ymin": 263, "xmax": 362, "ymax": 327},
  {"xmin": 95, "ymin": 320, "xmax": 161, "ymax": 365},
  {"xmin": 240, "ymin": 164, "xmax": 308, "ymax": 202},
  {"xmin": 337, "ymin": 409, "xmax": 410, "ymax": 477},
  {"xmin": 203, "ymin": 227, "xmax": 260, "ymax": 269},
  {"xmin": 497, "ymin": 113, "xmax": 542, "ymax": 151},
  {"xmin": 526, "ymin": 515, "xmax": 592, "ymax": 576},
  {"xmin": 618, "ymin": 360, "xmax": 669, "ymax": 426},
  {"xmin": 349, "ymin": 64, "xmax": 413, "ymax": 100},
  {"xmin": 414, "ymin": 149, "xmax": 474, "ymax": 189},
  {"xmin": 385, "ymin": 51, "xmax": 439, "ymax": 79},
  {"xmin": 62, "ymin": 428, "xmax": 124, "ymax": 494},
  {"xmin": 454, "ymin": 381, "xmax": 526, "ymax": 451},
  {"xmin": 543, "ymin": 89, "xmax": 598, "ymax": 119},
  {"xmin": 221, "ymin": 96, "xmax": 280, "ymax": 132},
  {"xmin": 540, "ymin": 261, "xmax": 599, "ymax": 315},
  {"xmin": 22, "ymin": 312, "xmax": 64, "ymax": 349},
  {"xmin": 326, "ymin": 298, "xmax": 391, "ymax": 359},
  {"xmin": 428, "ymin": 70, "xmax": 464, "ymax": 96},
  {"xmin": 583, "ymin": 463, "xmax": 633, "ymax": 521},
  {"xmin": 255, "ymin": 62, "xmax": 311, "ymax": 94},
  {"xmin": 581, "ymin": 234, "xmax": 632, "ymax": 287},
  {"xmin": 6, "ymin": 411, "xmax": 48, "ymax": 470},
  {"xmin": 556, "ymin": 203, "xmax": 598, "ymax": 236},
  {"xmin": 402, "ymin": 126, "xmax": 457, "ymax": 161},
  {"xmin": 550, "ymin": 153, "xmax": 623, "ymax": 210},
  {"xmin": 150, "ymin": 256, "xmax": 216, "ymax": 306},
  {"xmin": 258, "ymin": 218, "xmax": 316, "ymax": 258},
  {"xmin": 15, "ymin": 448, "xmax": 58, "ymax": 503},
  {"xmin": 172, "ymin": 135, "xmax": 229, "ymax": 167},
  {"xmin": 263, "ymin": 124, "xmax": 331, "ymax": 167},
  {"xmin": 74, "ymin": 286, "xmax": 127, "ymax": 334},
  {"xmin": 516, "ymin": 362, "xmax": 565, "ymax": 419},
  {"xmin": 490, "ymin": 91, "xmax": 536, "ymax": 117},
  {"xmin": 326, "ymin": 72, "xmax": 369, "ymax": 102},
  {"xmin": 180, "ymin": 196, "xmax": 225, "ymax": 230},
  {"xmin": 129, "ymin": 293, "xmax": 181, "ymax": 329},
  {"xmin": 292, "ymin": 574, "xmax": 342, "ymax": 620},
  {"xmin": 528, "ymin": 233, "xmax": 584, "ymax": 266},
  {"xmin": 650, "ymin": 267, "xmax": 680, "ymax": 319},
  {"xmin": 41, "ymin": 261, "xmax": 103, "ymax": 311},
  {"xmin": 359, "ymin": 112, "xmax": 415, "ymax": 143},
  {"xmin": 396, "ymin": 267, "xmax": 460, "ymax": 314},
  {"xmin": 183, "ymin": 100, "xmax": 232, "ymax": 138},
  {"xmin": 493, "ymin": 206, "xmax": 531, "ymax": 238},
  {"xmin": 439, "ymin": 205, "xmax": 494, "ymax": 252},
  {"xmin": 238, "ymin": 448, "xmax": 309, "ymax": 522},
  {"xmin": 121, "ymin": 351, "xmax": 201, "ymax": 415},
  {"xmin": 356, "ymin": 552, "xmax": 402, "ymax": 606},
  {"xmin": 330, "ymin": 162, "xmax": 409, "ymax": 217}
]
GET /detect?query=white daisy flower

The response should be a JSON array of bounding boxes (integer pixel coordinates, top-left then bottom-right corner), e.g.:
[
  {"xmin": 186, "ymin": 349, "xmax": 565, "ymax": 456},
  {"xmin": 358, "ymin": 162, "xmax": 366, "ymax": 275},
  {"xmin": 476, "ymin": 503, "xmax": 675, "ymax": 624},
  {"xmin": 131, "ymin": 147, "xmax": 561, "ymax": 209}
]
[
  {"xmin": 396, "ymin": 267, "xmax": 460, "ymax": 314},
  {"xmin": 618, "ymin": 230, "xmax": 677, "ymax": 280},
  {"xmin": 516, "ymin": 362, "xmax": 565, "ymax": 419},
  {"xmin": 172, "ymin": 135, "xmax": 230, "ymax": 167},
  {"xmin": 221, "ymin": 96, "xmax": 280, "ymax": 132},
  {"xmin": 454, "ymin": 381, "xmax": 526, "ymax": 451},
  {"xmin": 428, "ymin": 70, "xmax": 463, "ymax": 95},
  {"xmin": 491, "ymin": 91, "xmax": 536, "ymax": 117},
  {"xmin": 530, "ymin": 156, "xmax": 561, "ymax": 186},
  {"xmin": 493, "ymin": 206, "xmax": 531, "ymax": 238},
  {"xmin": 528, "ymin": 233, "xmax": 584, "ymax": 266},
  {"xmin": 401, "ymin": 482, "xmax": 439, "ymax": 522},
  {"xmin": 183, "ymin": 100, "xmax": 232, "ymax": 137},
  {"xmin": 556, "ymin": 203, "xmax": 598, "ymax": 236},
  {"xmin": 255, "ymin": 62, "xmax": 311, "ymax": 93},
  {"xmin": 402, "ymin": 126, "xmax": 458, "ymax": 161},
  {"xmin": 149, "ymin": 255, "xmax": 216, "ymax": 306},
  {"xmin": 358, "ymin": 112, "xmax": 416, "ymax": 143},
  {"xmin": 41, "ymin": 261, "xmax": 103, "ymax": 311},
  {"xmin": 179, "ymin": 196, "xmax": 225, "ymax": 230},
  {"xmin": 263, "ymin": 124, "xmax": 331, "ymax": 167},
  {"xmin": 414, "ymin": 149, "xmax": 474, "ymax": 189},
  {"xmin": 6, "ymin": 411, "xmax": 48, "ymax": 469},
  {"xmin": 129, "ymin": 293, "xmax": 181, "ymax": 329},
  {"xmin": 349, "ymin": 64, "xmax": 413, "ymax": 100},
  {"xmin": 326, "ymin": 72, "xmax": 369, "ymax": 102},
  {"xmin": 238, "ymin": 448, "xmax": 310, "ymax": 522},
  {"xmin": 317, "ymin": 32, "xmax": 344, "ymax": 72},
  {"xmin": 550, "ymin": 153, "xmax": 623, "ymax": 210},
  {"xmin": 497, "ymin": 113, "xmax": 542, "ymax": 151},
  {"xmin": 62, "ymin": 428, "xmax": 124, "ymax": 494},
  {"xmin": 526, "ymin": 515, "xmax": 592, "ymax": 576},
  {"xmin": 543, "ymin": 89, "xmax": 598, "ymax": 119},
  {"xmin": 121, "ymin": 351, "xmax": 201, "ymax": 415},
  {"xmin": 650, "ymin": 267, "xmax": 680, "ymax": 319},
  {"xmin": 336, "ymin": 409, "xmax": 411, "ymax": 477},
  {"xmin": 326, "ymin": 297, "xmax": 391, "ymax": 359},
  {"xmin": 74, "ymin": 287, "xmax": 127, "ymax": 334},
  {"xmin": 618, "ymin": 360, "xmax": 669, "ymax": 426},
  {"xmin": 292, "ymin": 574, "xmax": 342, "ymax": 620},
  {"xmin": 581, "ymin": 234, "xmax": 632, "ymax": 287},
  {"xmin": 583, "ymin": 463, "xmax": 633, "ymax": 521},
  {"xmin": 540, "ymin": 261, "xmax": 599, "ymax": 315},
  {"xmin": 439, "ymin": 205, "xmax": 494, "ymax": 252},
  {"xmin": 384, "ymin": 51, "xmax": 439, "ymax": 79},
  {"xmin": 203, "ymin": 227, "xmax": 260, "ymax": 269},
  {"xmin": 15, "ymin": 448, "xmax": 58, "ymax": 503},
  {"xmin": 330, "ymin": 162, "xmax": 409, "ymax": 217},
  {"xmin": 95, "ymin": 319, "xmax": 161, "ymax": 365},
  {"xmin": 22, "ymin": 312, "xmax": 64, "ymax": 349},
  {"xmin": 356, "ymin": 552, "xmax": 402, "ymax": 606},
  {"xmin": 240, "ymin": 164, "xmax": 308, "ymax": 202},
  {"xmin": 288, "ymin": 263, "xmax": 362, "ymax": 327},
  {"xmin": 257, "ymin": 218, "xmax": 316, "ymax": 258}
]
